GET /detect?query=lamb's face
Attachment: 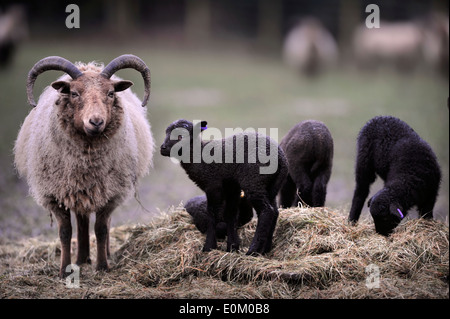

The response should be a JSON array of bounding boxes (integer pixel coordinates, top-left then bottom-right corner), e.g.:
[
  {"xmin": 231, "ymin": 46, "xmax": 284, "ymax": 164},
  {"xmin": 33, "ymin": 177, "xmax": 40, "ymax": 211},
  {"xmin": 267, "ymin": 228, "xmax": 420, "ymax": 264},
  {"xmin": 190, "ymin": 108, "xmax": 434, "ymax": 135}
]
[
  {"xmin": 51, "ymin": 72, "xmax": 133, "ymax": 137},
  {"xmin": 160, "ymin": 119, "xmax": 193, "ymax": 157},
  {"xmin": 368, "ymin": 190, "xmax": 404, "ymax": 236}
]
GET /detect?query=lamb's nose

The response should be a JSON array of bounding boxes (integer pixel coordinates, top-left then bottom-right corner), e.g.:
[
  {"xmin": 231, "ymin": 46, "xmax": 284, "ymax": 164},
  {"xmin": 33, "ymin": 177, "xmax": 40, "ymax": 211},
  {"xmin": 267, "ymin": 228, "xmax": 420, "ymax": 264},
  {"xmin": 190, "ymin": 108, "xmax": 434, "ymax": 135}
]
[{"xmin": 89, "ymin": 118, "xmax": 104, "ymax": 128}]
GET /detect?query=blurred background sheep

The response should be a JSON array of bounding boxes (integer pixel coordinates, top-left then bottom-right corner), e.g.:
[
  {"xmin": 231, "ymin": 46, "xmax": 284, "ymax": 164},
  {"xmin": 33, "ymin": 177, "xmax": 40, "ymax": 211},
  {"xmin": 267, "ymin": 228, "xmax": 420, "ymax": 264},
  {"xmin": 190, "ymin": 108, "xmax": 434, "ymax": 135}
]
[
  {"xmin": 0, "ymin": 0, "xmax": 448, "ymax": 242},
  {"xmin": 0, "ymin": 4, "xmax": 28, "ymax": 67},
  {"xmin": 282, "ymin": 17, "xmax": 338, "ymax": 77},
  {"xmin": 353, "ymin": 13, "xmax": 449, "ymax": 75}
]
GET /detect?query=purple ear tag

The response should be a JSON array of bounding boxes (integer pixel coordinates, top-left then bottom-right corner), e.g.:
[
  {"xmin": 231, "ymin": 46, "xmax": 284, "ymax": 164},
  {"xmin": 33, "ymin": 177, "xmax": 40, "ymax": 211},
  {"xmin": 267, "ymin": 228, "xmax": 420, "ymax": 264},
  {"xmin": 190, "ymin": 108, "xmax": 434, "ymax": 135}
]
[
  {"xmin": 201, "ymin": 125, "xmax": 207, "ymax": 130},
  {"xmin": 397, "ymin": 208, "xmax": 404, "ymax": 219}
]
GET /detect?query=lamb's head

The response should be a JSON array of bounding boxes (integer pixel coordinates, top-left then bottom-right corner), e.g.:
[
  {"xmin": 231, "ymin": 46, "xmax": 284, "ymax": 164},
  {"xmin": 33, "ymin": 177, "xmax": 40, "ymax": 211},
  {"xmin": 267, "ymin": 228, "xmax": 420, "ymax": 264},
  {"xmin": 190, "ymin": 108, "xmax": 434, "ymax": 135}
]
[
  {"xmin": 160, "ymin": 119, "xmax": 207, "ymax": 158},
  {"xmin": 26, "ymin": 55, "xmax": 151, "ymax": 138},
  {"xmin": 368, "ymin": 189, "xmax": 404, "ymax": 236}
]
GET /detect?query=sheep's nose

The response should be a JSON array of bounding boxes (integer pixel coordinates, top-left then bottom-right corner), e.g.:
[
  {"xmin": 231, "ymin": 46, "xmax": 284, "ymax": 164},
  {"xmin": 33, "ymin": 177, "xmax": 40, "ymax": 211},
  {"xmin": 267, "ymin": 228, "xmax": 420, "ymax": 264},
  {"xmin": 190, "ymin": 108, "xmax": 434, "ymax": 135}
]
[{"xmin": 89, "ymin": 118, "xmax": 104, "ymax": 128}]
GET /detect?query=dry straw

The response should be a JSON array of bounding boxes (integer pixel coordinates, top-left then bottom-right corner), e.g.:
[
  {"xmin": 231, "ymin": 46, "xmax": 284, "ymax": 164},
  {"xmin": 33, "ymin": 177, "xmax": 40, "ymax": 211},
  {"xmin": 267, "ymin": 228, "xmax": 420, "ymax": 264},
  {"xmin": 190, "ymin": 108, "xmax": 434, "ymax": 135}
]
[{"xmin": 0, "ymin": 205, "xmax": 448, "ymax": 298}]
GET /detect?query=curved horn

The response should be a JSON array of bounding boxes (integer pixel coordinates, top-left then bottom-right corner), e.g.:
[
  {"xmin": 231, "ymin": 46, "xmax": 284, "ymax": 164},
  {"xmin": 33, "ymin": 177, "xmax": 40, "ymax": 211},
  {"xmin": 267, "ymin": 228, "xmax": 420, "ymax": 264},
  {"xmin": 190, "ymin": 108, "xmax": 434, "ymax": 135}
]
[
  {"xmin": 27, "ymin": 56, "xmax": 83, "ymax": 107},
  {"xmin": 100, "ymin": 54, "xmax": 151, "ymax": 107}
]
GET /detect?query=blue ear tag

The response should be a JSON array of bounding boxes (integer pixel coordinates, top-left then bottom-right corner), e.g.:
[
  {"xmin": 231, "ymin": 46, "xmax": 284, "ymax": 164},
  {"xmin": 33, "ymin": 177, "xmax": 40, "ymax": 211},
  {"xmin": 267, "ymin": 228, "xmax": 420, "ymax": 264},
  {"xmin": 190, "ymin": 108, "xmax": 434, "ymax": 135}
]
[
  {"xmin": 396, "ymin": 208, "xmax": 404, "ymax": 219},
  {"xmin": 201, "ymin": 125, "xmax": 207, "ymax": 130}
]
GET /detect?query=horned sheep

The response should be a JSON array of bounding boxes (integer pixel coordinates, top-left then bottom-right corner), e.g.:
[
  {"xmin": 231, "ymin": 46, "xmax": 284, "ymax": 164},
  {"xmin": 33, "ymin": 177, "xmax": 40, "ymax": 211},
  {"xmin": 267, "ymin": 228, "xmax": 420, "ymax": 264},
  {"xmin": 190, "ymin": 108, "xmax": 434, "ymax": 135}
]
[
  {"xmin": 160, "ymin": 119, "xmax": 288, "ymax": 255},
  {"xmin": 348, "ymin": 116, "xmax": 441, "ymax": 236},
  {"xmin": 14, "ymin": 54, "xmax": 154, "ymax": 277}
]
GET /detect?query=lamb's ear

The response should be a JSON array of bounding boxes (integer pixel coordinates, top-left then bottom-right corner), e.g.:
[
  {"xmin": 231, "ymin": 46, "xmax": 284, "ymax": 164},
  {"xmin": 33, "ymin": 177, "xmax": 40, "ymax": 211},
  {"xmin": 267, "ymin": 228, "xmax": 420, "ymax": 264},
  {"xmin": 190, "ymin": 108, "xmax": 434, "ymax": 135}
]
[
  {"xmin": 201, "ymin": 121, "xmax": 208, "ymax": 131},
  {"xmin": 114, "ymin": 80, "xmax": 133, "ymax": 92},
  {"xmin": 51, "ymin": 81, "xmax": 70, "ymax": 94}
]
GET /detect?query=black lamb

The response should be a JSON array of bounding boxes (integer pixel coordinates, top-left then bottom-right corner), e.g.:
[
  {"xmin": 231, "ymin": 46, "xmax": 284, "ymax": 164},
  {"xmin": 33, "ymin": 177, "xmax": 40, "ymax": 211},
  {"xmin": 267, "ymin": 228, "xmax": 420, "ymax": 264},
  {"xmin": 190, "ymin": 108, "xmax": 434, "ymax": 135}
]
[
  {"xmin": 348, "ymin": 116, "xmax": 441, "ymax": 236},
  {"xmin": 279, "ymin": 120, "xmax": 334, "ymax": 207},
  {"xmin": 185, "ymin": 193, "xmax": 253, "ymax": 239},
  {"xmin": 160, "ymin": 119, "xmax": 288, "ymax": 255}
]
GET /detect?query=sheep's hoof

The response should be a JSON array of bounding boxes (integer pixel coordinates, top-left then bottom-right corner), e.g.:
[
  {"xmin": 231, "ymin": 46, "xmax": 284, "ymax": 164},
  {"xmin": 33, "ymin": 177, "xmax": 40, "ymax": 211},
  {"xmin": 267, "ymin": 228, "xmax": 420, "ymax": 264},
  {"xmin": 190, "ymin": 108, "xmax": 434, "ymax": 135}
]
[
  {"xmin": 202, "ymin": 246, "xmax": 214, "ymax": 253},
  {"xmin": 96, "ymin": 263, "xmax": 109, "ymax": 272},
  {"xmin": 227, "ymin": 243, "xmax": 239, "ymax": 253},
  {"xmin": 59, "ymin": 270, "xmax": 69, "ymax": 279},
  {"xmin": 76, "ymin": 257, "xmax": 92, "ymax": 265}
]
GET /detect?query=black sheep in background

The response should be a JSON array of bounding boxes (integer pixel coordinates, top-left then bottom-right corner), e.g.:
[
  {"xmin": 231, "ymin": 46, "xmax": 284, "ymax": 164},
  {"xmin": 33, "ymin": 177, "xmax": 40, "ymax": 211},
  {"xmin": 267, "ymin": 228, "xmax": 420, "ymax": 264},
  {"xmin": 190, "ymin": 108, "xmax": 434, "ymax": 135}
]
[
  {"xmin": 279, "ymin": 120, "xmax": 334, "ymax": 207},
  {"xmin": 348, "ymin": 116, "xmax": 441, "ymax": 236}
]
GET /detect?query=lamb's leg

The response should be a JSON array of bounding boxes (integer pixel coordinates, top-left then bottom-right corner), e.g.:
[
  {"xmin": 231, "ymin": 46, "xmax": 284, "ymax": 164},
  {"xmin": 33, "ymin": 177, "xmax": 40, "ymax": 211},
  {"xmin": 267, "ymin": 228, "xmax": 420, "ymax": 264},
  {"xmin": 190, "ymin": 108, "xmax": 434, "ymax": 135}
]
[
  {"xmin": 311, "ymin": 171, "xmax": 330, "ymax": 207},
  {"xmin": 203, "ymin": 191, "xmax": 223, "ymax": 252},
  {"xmin": 348, "ymin": 150, "xmax": 376, "ymax": 223},
  {"xmin": 262, "ymin": 199, "xmax": 279, "ymax": 253},
  {"xmin": 224, "ymin": 188, "xmax": 240, "ymax": 252},
  {"xmin": 75, "ymin": 214, "xmax": 91, "ymax": 265},
  {"xmin": 52, "ymin": 207, "xmax": 72, "ymax": 278},
  {"xmin": 349, "ymin": 181, "xmax": 372, "ymax": 223},
  {"xmin": 95, "ymin": 200, "xmax": 117, "ymax": 271},
  {"xmin": 292, "ymin": 168, "xmax": 313, "ymax": 207},
  {"xmin": 246, "ymin": 195, "xmax": 278, "ymax": 255},
  {"xmin": 279, "ymin": 174, "xmax": 296, "ymax": 207},
  {"xmin": 418, "ymin": 201, "xmax": 435, "ymax": 219}
]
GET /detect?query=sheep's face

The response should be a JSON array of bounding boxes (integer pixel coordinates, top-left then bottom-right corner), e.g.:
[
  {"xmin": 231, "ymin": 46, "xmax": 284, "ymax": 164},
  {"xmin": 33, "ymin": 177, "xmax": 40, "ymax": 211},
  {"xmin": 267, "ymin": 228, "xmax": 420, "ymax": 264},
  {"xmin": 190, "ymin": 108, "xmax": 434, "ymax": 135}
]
[
  {"xmin": 368, "ymin": 190, "xmax": 404, "ymax": 236},
  {"xmin": 52, "ymin": 72, "xmax": 133, "ymax": 138},
  {"xmin": 160, "ymin": 119, "xmax": 207, "ymax": 158}
]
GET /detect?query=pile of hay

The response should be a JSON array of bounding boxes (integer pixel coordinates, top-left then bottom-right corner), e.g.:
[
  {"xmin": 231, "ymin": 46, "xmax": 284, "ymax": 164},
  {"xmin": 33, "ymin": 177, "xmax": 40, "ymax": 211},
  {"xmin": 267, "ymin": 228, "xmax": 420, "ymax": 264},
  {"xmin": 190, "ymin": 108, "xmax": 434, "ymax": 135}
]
[{"xmin": 0, "ymin": 206, "xmax": 448, "ymax": 298}]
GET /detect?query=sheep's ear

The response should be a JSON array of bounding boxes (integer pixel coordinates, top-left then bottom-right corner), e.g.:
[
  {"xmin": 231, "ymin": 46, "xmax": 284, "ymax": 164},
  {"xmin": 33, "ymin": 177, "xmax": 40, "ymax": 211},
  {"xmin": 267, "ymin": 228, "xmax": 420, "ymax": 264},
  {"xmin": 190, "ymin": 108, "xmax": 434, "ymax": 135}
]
[
  {"xmin": 51, "ymin": 81, "xmax": 70, "ymax": 94},
  {"xmin": 114, "ymin": 80, "xmax": 133, "ymax": 92},
  {"xmin": 201, "ymin": 121, "xmax": 208, "ymax": 131}
]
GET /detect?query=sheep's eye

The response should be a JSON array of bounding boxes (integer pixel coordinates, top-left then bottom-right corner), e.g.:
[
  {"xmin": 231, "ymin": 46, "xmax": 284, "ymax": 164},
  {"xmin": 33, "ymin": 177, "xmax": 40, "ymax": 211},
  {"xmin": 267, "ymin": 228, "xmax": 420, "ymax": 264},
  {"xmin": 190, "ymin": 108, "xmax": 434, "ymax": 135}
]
[
  {"xmin": 71, "ymin": 92, "xmax": 79, "ymax": 98},
  {"xmin": 107, "ymin": 91, "xmax": 114, "ymax": 98},
  {"xmin": 178, "ymin": 135, "xmax": 183, "ymax": 141}
]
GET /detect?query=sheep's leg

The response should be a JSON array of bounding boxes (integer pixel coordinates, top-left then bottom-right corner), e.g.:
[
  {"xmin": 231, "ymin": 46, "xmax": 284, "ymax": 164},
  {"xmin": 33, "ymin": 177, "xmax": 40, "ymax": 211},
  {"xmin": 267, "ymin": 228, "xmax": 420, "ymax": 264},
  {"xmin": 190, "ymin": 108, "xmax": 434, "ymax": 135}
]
[
  {"xmin": 224, "ymin": 190, "xmax": 240, "ymax": 252},
  {"xmin": 311, "ymin": 171, "xmax": 330, "ymax": 207},
  {"xmin": 292, "ymin": 169, "xmax": 313, "ymax": 207},
  {"xmin": 262, "ymin": 199, "xmax": 279, "ymax": 253},
  {"xmin": 52, "ymin": 207, "xmax": 72, "ymax": 278},
  {"xmin": 348, "ymin": 152, "xmax": 376, "ymax": 223},
  {"xmin": 348, "ymin": 181, "xmax": 372, "ymax": 223},
  {"xmin": 95, "ymin": 200, "xmax": 117, "ymax": 271},
  {"xmin": 418, "ymin": 201, "xmax": 435, "ymax": 219},
  {"xmin": 279, "ymin": 174, "xmax": 296, "ymax": 207},
  {"xmin": 106, "ymin": 216, "xmax": 112, "ymax": 258},
  {"xmin": 246, "ymin": 196, "xmax": 278, "ymax": 255},
  {"xmin": 203, "ymin": 191, "xmax": 222, "ymax": 252},
  {"xmin": 75, "ymin": 214, "xmax": 91, "ymax": 265}
]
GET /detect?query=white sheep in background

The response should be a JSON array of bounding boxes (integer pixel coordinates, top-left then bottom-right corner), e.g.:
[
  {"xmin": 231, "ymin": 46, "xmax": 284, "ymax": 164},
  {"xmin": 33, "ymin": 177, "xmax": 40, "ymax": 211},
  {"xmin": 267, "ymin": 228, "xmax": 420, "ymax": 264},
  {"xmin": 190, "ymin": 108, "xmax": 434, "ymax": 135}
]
[
  {"xmin": 353, "ymin": 15, "xmax": 449, "ymax": 75},
  {"xmin": 14, "ymin": 54, "xmax": 154, "ymax": 277},
  {"xmin": 353, "ymin": 22, "xmax": 423, "ymax": 72},
  {"xmin": 282, "ymin": 17, "xmax": 338, "ymax": 77}
]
